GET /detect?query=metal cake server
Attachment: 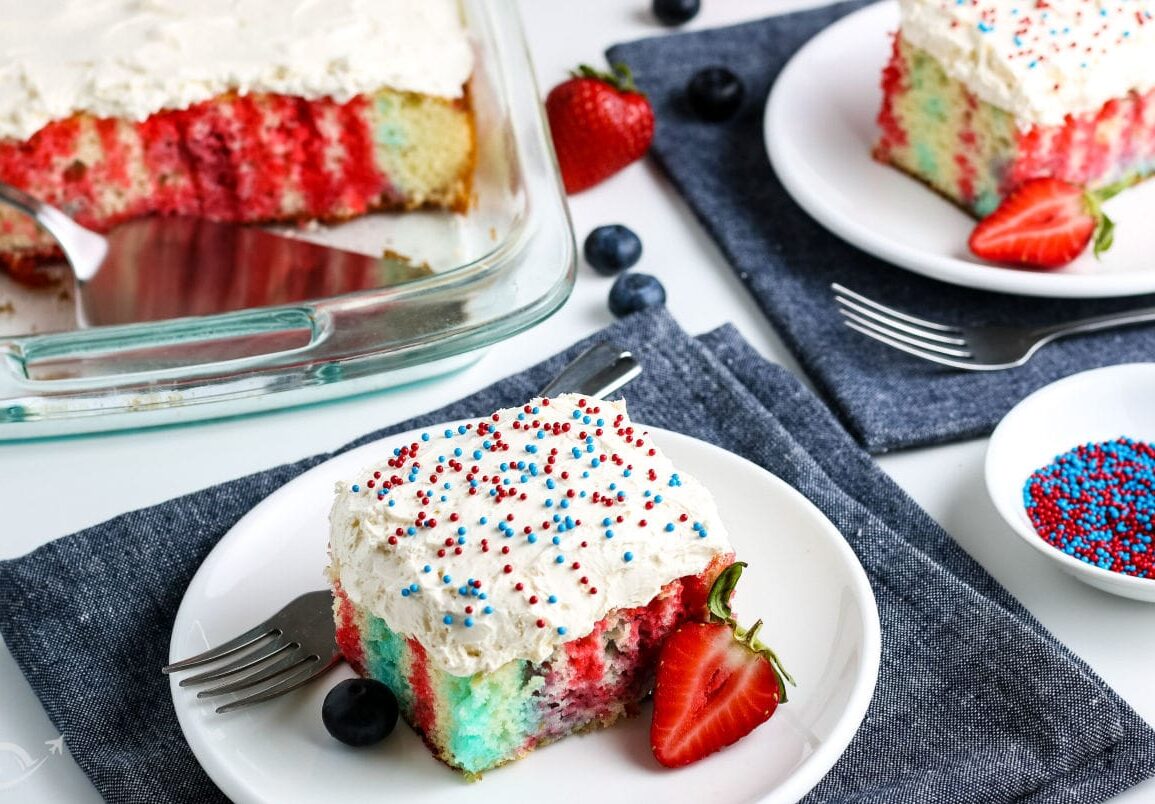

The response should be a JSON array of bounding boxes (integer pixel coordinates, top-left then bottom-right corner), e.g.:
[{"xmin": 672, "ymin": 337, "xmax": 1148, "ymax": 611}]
[
  {"xmin": 0, "ymin": 182, "xmax": 433, "ymax": 327},
  {"xmin": 164, "ymin": 342, "xmax": 642, "ymax": 712}
]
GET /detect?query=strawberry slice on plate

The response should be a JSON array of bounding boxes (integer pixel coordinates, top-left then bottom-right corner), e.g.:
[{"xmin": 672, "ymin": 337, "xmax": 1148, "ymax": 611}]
[
  {"xmin": 651, "ymin": 561, "xmax": 794, "ymax": 768},
  {"xmin": 968, "ymin": 176, "xmax": 1133, "ymax": 270}
]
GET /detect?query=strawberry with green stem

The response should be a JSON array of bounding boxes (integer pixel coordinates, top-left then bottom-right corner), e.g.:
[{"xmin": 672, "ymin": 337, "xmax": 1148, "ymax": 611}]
[
  {"xmin": 545, "ymin": 63, "xmax": 654, "ymax": 194},
  {"xmin": 651, "ymin": 561, "xmax": 795, "ymax": 768}
]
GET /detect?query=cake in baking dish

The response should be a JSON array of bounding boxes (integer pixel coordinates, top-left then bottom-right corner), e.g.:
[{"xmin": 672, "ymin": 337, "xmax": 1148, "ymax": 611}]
[
  {"xmin": 327, "ymin": 394, "xmax": 735, "ymax": 777},
  {"xmin": 875, "ymin": 0, "xmax": 1155, "ymax": 216},
  {"xmin": 0, "ymin": 0, "xmax": 475, "ymax": 269}
]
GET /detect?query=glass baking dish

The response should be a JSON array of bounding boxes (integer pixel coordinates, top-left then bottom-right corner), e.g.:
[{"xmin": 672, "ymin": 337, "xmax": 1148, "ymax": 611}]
[{"xmin": 0, "ymin": 0, "xmax": 574, "ymax": 440}]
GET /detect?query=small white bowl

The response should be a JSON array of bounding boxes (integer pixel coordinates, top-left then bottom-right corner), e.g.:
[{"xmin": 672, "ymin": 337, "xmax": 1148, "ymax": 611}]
[{"xmin": 986, "ymin": 364, "xmax": 1155, "ymax": 602}]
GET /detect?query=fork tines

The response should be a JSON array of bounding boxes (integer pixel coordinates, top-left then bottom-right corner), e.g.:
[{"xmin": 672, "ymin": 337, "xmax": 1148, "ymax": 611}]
[
  {"xmin": 164, "ymin": 590, "xmax": 340, "ymax": 714},
  {"xmin": 831, "ymin": 283, "xmax": 976, "ymax": 368}
]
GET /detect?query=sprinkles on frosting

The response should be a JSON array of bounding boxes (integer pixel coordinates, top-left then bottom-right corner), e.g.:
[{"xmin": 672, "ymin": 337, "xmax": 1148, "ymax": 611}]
[
  {"xmin": 341, "ymin": 396, "xmax": 718, "ymax": 641},
  {"xmin": 942, "ymin": 0, "xmax": 1152, "ymax": 64},
  {"xmin": 903, "ymin": 0, "xmax": 1155, "ymax": 126}
]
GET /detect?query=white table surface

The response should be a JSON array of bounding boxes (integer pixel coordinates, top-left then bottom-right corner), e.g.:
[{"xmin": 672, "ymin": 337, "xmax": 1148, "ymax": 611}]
[{"xmin": 2, "ymin": 2, "xmax": 1154, "ymax": 801}]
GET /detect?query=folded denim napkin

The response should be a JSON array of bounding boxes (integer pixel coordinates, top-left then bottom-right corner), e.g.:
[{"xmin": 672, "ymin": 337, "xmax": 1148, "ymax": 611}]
[
  {"xmin": 2, "ymin": 307, "xmax": 1153, "ymax": 803},
  {"xmin": 607, "ymin": 1, "xmax": 1155, "ymax": 454}
]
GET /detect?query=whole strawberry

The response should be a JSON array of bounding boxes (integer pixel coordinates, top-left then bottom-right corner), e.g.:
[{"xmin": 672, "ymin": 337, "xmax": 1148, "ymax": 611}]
[
  {"xmin": 969, "ymin": 176, "xmax": 1133, "ymax": 269},
  {"xmin": 651, "ymin": 561, "xmax": 794, "ymax": 768},
  {"xmin": 546, "ymin": 63, "xmax": 654, "ymax": 194}
]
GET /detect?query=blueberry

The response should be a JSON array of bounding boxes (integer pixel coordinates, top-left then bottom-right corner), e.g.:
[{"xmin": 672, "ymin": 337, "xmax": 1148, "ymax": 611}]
[
  {"xmin": 322, "ymin": 678, "xmax": 399, "ymax": 746},
  {"xmin": 687, "ymin": 67, "xmax": 745, "ymax": 122},
  {"xmin": 653, "ymin": 0, "xmax": 700, "ymax": 26},
  {"xmin": 584, "ymin": 225, "xmax": 643, "ymax": 276},
  {"xmin": 608, "ymin": 272, "xmax": 666, "ymax": 317}
]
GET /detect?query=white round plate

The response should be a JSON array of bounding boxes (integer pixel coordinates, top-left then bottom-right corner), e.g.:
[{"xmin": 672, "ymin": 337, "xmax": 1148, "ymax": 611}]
[
  {"xmin": 986, "ymin": 364, "xmax": 1155, "ymax": 601},
  {"xmin": 170, "ymin": 424, "xmax": 880, "ymax": 804},
  {"xmin": 765, "ymin": 1, "xmax": 1155, "ymax": 299}
]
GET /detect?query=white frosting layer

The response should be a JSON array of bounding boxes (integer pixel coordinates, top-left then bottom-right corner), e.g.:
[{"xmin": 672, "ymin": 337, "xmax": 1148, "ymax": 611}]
[
  {"xmin": 329, "ymin": 395, "xmax": 732, "ymax": 677},
  {"xmin": 0, "ymin": 0, "xmax": 473, "ymax": 141},
  {"xmin": 898, "ymin": 0, "xmax": 1155, "ymax": 127}
]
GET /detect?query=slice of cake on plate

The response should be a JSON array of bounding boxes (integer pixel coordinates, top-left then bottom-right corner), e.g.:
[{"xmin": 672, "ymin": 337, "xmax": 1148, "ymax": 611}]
[
  {"xmin": 327, "ymin": 394, "xmax": 734, "ymax": 777},
  {"xmin": 0, "ymin": 0, "xmax": 474, "ymax": 269},
  {"xmin": 875, "ymin": 0, "xmax": 1155, "ymax": 216}
]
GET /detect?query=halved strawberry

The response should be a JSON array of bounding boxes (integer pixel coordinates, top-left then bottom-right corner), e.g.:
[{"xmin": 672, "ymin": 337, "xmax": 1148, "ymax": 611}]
[
  {"xmin": 968, "ymin": 176, "xmax": 1133, "ymax": 269},
  {"xmin": 651, "ymin": 562, "xmax": 794, "ymax": 768}
]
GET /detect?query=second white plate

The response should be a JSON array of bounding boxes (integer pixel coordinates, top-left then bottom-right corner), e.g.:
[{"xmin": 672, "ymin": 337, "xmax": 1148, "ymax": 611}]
[
  {"xmin": 169, "ymin": 424, "xmax": 880, "ymax": 804},
  {"xmin": 765, "ymin": 0, "xmax": 1155, "ymax": 298}
]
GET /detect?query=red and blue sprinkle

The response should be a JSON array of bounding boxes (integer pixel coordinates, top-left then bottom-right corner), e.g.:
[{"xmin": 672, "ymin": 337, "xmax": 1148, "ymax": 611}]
[
  {"xmin": 1023, "ymin": 437, "xmax": 1155, "ymax": 578},
  {"xmin": 349, "ymin": 396, "xmax": 715, "ymax": 639}
]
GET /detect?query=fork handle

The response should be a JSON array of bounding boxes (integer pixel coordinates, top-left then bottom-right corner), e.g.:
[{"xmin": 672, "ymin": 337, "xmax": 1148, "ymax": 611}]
[
  {"xmin": 537, "ymin": 343, "xmax": 641, "ymax": 399},
  {"xmin": 1032, "ymin": 307, "xmax": 1155, "ymax": 342}
]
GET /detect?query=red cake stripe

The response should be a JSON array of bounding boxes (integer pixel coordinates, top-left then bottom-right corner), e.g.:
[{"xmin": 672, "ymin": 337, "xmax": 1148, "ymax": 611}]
[
  {"xmin": 0, "ymin": 117, "xmax": 81, "ymax": 205},
  {"xmin": 407, "ymin": 638, "xmax": 438, "ymax": 736},
  {"xmin": 955, "ymin": 90, "xmax": 979, "ymax": 206},
  {"xmin": 563, "ymin": 620, "xmax": 608, "ymax": 685},
  {"xmin": 1086, "ymin": 100, "xmax": 1118, "ymax": 180},
  {"xmin": 94, "ymin": 118, "xmax": 130, "ymax": 190},
  {"xmin": 138, "ymin": 112, "xmax": 201, "ymax": 216},
  {"xmin": 229, "ymin": 95, "xmax": 282, "ymax": 221},
  {"xmin": 0, "ymin": 118, "xmax": 84, "ymax": 245},
  {"xmin": 1008, "ymin": 125, "xmax": 1046, "ymax": 191},
  {"xmin": 295, "ymin": 97, "xmax": 336, "ymax": 217},
  {"xmin": 332, "ymin": 583, "xmax": 366, "ymax": 676},
  {"xmin": 874, "ymin": 34, "xmax": 910, "ymax": 161},
  {"xmin": 182, "ymin": 98, "xmax": 245, "ymax": 220},
  {"xmin": 262, "ymin": 94, "xmax": 312, "ymax": 217},
  {"xmin": 337, "ymin": 95, "xmax": 388, "ymax": 215}
]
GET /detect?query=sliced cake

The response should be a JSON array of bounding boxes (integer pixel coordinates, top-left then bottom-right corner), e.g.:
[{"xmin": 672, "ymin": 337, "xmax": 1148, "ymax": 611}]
[
  {"xmin": 875, "ymin": 0, "xmax": 1155, "ymax": 216},
  {"xmin": 327, "ymin": 394, "xmax": 735, "ymax": 777},
  {"xmin": 0, "ymin": 0, "xmax": 475, "ymax": 269}
]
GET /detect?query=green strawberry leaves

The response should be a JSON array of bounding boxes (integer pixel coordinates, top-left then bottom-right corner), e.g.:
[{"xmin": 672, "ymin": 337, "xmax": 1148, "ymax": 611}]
[
  {"xmin": 570, "ymin": 62, "xmax": 644, "ymax": 97},
  {"xmin": 1086, "ymin": 173, "xmax": 1140, "ymax": 259},
  {"xmin": 706, "ymin": 559, "xmax": 744, "ymax": 623},
  {"xmin": 706, "ymin": 561, "xmax": 796, "ymax": 702}
]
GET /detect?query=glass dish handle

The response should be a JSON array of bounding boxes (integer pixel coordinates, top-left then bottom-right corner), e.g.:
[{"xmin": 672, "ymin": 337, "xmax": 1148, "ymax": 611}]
[{"xmin": 0, "ymin": 307, "xmax": 322, "ymax": 390}]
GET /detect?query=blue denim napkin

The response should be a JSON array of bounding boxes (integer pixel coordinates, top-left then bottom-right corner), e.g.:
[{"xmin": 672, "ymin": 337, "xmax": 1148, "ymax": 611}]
[
  {"xmin": 2, "ymin": 307, "xmax": 1153, "ymax": 803},
  {"xmin": 607, "ymin": 1, "xmax": 1155, "ymax": 454}
]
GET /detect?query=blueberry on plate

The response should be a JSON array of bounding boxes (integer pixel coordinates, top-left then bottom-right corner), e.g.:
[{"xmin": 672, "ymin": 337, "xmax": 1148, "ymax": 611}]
[
  {"xmin": 687, "ymin": 67, "xmax": 745, "ymax": 122},
  {"xmin": 653, "ymin": 0, "xmax": 701, "ymax": 26},
  {"xmin": 322, "ymin": 678, "xmax": 399, "ymax": 747},
  {"xmin": 609, "ymin": 272, "xmax": 666, "ymax": 317},
  {"xmin": 584, "ymin": 224, "xmax": 643, "ymax": 275}
]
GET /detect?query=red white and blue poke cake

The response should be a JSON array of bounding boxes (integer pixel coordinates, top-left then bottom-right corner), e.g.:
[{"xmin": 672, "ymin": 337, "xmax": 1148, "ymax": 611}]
[
  {"xmin": 327, "ymin": 394, "xmax": 734, "ymax": 777},
  {"xmin": 0, "ymin": 0, "xmax": 474, "ymax": 273},
  {"xmin": 876, "ymin": 0, "xmax": 1155, "ymax": 216}
]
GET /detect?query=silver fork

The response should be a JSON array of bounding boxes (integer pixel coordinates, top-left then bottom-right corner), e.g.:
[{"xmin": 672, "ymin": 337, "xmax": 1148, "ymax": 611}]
[
  {"xmin": 165, "ymin": 342, "xmax": 642, "ymax": 712},
  {"xmin": 833, "ymin": 283, "xmax": 1155, "ymax": 371},
  {"xmin": 163, "ymin": 591, "xmax": 339, "ymax": 714}
]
